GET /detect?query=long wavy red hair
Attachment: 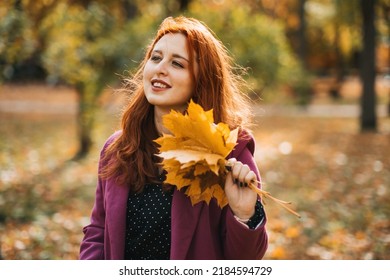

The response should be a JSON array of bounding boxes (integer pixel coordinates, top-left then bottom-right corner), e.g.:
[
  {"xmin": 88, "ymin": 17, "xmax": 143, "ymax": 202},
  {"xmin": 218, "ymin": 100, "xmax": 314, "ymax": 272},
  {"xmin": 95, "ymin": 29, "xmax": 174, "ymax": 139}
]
[{"xmin": 100, "ymin": 16, "xmax": 253, "ymax": 192}]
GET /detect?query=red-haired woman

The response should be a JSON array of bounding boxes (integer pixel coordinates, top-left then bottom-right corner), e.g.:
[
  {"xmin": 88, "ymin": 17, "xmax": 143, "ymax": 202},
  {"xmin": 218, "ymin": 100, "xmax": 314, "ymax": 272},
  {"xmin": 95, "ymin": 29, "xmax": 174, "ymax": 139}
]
[{"xmin": 80, "ymin": 16, "xmax": 268, "ymax": 260}]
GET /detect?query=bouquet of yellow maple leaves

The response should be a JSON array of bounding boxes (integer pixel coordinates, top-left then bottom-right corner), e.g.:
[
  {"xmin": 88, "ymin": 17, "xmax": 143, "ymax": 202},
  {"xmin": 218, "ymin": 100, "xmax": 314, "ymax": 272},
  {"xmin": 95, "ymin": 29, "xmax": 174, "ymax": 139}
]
[{"xmin": 155, "ymin": 100, "xmax": 300, "ymax": 217}]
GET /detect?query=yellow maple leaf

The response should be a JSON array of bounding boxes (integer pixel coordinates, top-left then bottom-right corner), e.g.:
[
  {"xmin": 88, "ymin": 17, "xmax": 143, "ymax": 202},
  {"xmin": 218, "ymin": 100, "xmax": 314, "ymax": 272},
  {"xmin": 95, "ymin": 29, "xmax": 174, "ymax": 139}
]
[
  {"xmin": 155, "ymin": 100, "xmax": 237, "ymax": 207},
  {"xmin": 156, "ymin": 101, "xmax": 238, "ymax": 158},
  {"xmin": 155, "ymin": 100, "xmax": 301, "ymax": 217},
  {"xmin": 159, "ymin": 149, "xmax": 222, "ymax": 168}
]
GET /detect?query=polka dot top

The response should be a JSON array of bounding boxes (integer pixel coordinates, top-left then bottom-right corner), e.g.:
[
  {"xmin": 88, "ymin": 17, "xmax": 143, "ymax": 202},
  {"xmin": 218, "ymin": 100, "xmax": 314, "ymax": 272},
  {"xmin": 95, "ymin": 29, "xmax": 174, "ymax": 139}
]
[{"xmin": 124, "ymin": 181, "xmax": 173, "ymax": 260}]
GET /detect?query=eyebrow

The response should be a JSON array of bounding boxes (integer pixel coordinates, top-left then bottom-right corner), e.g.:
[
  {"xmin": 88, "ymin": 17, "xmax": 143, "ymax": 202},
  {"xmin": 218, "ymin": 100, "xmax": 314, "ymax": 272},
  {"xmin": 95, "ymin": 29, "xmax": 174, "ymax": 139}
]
[{"xmin": 152, "ymin": 50, "xmax": 189, "ymax": 62}]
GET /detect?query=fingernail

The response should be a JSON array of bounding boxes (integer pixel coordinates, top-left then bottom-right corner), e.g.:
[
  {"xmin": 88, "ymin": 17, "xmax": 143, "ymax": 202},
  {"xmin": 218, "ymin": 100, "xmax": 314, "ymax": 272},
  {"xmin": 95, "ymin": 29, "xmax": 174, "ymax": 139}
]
[
  {"xmin": 240, "ymin": 182, "xmax": 243, "ymax": 187},
  {"xmin": 234, "ymin": 179, "xmax": 239, "ymax": 185},
  {"xmin": 244, "ymin": 182, "xmax": 248, "ymax": 187}
]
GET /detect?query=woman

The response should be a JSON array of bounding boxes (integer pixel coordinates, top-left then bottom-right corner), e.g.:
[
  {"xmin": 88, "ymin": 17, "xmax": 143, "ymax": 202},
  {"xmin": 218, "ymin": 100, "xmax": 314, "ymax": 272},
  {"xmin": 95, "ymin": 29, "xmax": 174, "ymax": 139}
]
[{"xmin": 80, "ymin": 16, "xmax": 268, "ymax": 260}]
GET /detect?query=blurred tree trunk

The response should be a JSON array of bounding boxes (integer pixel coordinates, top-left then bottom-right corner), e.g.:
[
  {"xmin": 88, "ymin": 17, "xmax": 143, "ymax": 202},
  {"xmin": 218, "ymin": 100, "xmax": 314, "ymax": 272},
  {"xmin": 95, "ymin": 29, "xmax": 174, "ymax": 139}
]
[
  {"xmin": 360, "ymin": 0, "xmax": 377, "ymax": 132},
  {"xmin": 73, "ymin": 84, "xmax": 98, "ymax": 160},
  {"xmin": 380, "ymin": 1, "xmax": 390, "ymax": 116},
  {"xmin": 330, "ymin": 23, "xmax": 343, "ymax": 99},
  {"xmin": 297, "ymin": 0, "xmax": 307, "ymax": 69}
]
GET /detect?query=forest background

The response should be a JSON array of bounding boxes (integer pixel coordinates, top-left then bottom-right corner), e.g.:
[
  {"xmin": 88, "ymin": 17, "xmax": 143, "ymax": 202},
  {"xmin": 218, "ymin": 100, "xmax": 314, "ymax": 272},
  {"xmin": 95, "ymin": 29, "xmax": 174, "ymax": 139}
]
[{"xmin": 0, "ymin": 0, "xmax": 389, "ymax": 260}]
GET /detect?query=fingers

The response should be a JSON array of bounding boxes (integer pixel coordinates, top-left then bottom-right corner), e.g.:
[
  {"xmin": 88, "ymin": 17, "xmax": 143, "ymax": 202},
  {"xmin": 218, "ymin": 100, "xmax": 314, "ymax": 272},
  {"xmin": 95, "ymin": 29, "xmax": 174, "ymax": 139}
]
[
  {"xmin": 225, "ymin": 158, "xmax": 236, "ymax": 172},
  {"xmin": 226, "ymin": 158, "xmax": 256, "ymax": 187}
]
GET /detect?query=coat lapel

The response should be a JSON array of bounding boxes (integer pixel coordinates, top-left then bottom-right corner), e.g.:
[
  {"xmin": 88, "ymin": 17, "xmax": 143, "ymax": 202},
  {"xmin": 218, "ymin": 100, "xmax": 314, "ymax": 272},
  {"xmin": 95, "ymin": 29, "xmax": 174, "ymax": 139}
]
[
  {"xmin": 106, "ymin": 179, "xmax": 129, "ymax": 259},
  {"xmin": 170, "ymin": 188, "xmax": 204, "ymax": 259}
]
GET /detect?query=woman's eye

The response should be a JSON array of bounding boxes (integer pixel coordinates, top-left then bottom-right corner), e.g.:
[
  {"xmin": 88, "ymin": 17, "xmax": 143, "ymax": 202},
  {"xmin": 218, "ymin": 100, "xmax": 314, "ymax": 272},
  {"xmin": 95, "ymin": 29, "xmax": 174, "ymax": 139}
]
[
  {"xmin": 172, "ymin": 61, "xmax": 184, "ymax": 68},
  {"xmin": 151, "ymin": 55, "xmax": 161, "ymax": 62}
]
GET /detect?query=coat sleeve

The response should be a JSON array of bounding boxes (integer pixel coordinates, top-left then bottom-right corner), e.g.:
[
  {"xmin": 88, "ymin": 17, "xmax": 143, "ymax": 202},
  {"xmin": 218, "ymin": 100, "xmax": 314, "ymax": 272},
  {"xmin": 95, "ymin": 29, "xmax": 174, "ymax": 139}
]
[
  {"xmin": 79, "ymin": 131, "xmax": 121, "ymax": 259},
  {"xmin": 222, "ymin": 131, "xmax": 268, "ymax": 259}
]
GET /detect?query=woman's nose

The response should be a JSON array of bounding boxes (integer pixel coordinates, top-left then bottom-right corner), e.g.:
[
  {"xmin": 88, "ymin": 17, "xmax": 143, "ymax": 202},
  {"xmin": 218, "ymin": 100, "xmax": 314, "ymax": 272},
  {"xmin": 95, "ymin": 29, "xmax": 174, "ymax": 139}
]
[{"xmin": 156, "ymin": 60, "xmax": 168, "ymax": 75}]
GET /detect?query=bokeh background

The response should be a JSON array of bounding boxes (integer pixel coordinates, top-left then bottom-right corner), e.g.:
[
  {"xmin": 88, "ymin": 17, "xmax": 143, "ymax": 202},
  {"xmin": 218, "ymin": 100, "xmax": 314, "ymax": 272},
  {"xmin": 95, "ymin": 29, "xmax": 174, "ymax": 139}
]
[{"xmin": 0, "ymin": 0, "xmax": 389, "ymax": 260}]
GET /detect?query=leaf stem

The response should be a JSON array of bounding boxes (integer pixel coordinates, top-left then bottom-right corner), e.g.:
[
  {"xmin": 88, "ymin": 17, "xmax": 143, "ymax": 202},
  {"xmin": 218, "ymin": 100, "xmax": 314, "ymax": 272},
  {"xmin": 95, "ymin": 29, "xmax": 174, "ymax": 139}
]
[{"xmin": 249, "ymin": 181, "xmax": 301, "ymax": 218}]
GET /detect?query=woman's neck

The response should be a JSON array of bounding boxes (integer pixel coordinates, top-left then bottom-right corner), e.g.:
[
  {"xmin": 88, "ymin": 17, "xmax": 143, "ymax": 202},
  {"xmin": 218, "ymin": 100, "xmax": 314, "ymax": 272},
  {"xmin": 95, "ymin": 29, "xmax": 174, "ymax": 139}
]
[{"xmin": 154, "ymin": 106, "xmax": 171, "ymax": 135}]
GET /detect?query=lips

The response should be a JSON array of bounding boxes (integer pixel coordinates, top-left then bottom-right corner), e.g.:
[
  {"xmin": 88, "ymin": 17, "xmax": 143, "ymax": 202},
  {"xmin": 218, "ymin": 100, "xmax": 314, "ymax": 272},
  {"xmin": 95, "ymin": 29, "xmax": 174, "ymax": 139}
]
[{"xmin": 151, "ymin": 79, "xmax": 171, "ymax": 89}]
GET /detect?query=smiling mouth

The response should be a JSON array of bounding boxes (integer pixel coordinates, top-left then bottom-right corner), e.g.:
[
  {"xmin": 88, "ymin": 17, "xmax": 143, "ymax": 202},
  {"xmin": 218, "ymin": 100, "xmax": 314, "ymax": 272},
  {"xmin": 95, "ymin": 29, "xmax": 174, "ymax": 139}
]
[
  {"xmin": 151, "ymin": 79, "xmax": 171, "ymax": 89},
  {"xmin": 153, "ymin": 82, "xmax": 168, "ymax": 88}
]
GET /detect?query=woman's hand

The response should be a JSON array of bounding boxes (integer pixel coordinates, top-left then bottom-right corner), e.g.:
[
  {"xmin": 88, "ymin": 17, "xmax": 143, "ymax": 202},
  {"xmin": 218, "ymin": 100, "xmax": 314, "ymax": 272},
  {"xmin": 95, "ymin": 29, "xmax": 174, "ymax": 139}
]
[{"xmin": 224, "ymin": 158, "xmax": 258, "ymax": 220}]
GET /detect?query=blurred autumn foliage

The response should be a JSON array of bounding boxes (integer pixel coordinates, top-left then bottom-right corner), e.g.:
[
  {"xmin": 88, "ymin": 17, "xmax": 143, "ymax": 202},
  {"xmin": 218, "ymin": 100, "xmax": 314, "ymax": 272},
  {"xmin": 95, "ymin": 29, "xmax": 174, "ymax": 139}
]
[{"xmin": 0, "ymin": 0, "xmax": 389, "ymax": 260}]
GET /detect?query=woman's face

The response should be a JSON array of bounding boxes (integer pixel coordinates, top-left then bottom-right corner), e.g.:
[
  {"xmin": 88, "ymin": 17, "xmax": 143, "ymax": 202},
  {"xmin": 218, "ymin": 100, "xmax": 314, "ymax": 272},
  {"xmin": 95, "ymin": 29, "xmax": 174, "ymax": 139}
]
[{"xmin": 143, "ymin": 33, "xmax": 197, "ymax": 113}]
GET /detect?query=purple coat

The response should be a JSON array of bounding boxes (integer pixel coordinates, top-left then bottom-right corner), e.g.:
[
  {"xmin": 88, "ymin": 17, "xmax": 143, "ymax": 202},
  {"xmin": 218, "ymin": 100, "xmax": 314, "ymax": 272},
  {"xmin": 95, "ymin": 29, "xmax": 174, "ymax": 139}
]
[{"xmin": 79, "ymin": 131, "xmax": 268, "ymax": 260}]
